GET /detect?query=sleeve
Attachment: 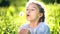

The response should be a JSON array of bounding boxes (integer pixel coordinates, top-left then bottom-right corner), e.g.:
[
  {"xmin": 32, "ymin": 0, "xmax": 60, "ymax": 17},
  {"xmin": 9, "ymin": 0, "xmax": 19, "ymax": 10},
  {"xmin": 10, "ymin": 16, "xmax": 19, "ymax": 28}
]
[{"xmin": 44, "ymin": 25, "xmax": 50, "ymax": 34}]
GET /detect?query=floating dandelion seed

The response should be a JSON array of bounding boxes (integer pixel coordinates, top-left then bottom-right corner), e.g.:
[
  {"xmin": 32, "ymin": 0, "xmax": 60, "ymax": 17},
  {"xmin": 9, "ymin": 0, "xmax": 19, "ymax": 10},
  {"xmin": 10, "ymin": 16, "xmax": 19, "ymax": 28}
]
[{"xmin": 19, "ymin": 11, "xmax": 24, "ymax": 16}]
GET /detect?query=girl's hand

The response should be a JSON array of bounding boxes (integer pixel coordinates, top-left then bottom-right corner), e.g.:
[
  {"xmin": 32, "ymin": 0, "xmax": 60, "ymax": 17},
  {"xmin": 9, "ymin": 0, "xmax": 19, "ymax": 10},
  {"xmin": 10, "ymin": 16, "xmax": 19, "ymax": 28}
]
[{"xmin": 18, "ymin": 28, "xmax": 31, "ymax": 34}]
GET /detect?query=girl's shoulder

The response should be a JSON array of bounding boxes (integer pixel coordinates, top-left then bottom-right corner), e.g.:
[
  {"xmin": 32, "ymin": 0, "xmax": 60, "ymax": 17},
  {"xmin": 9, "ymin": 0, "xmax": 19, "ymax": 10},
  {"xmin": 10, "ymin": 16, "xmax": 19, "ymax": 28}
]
[
  {"xmin": 38, "ymin": 22, "xmax": 50, "ymax": 30},
  {"xmin": 36, "ymin": 22, "xmax": 50, "ymax": 34},
  {"xmin": 39, "ymin": 22, "xmax": 49, "ymax": 27}
]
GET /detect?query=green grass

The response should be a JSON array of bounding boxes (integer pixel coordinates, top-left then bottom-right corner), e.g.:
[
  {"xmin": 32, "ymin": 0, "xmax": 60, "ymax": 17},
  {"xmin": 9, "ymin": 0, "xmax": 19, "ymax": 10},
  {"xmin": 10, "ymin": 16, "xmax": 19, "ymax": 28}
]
[{"xmin": 0, "ymin": 4, "xmax": 60, "ymax": 34}]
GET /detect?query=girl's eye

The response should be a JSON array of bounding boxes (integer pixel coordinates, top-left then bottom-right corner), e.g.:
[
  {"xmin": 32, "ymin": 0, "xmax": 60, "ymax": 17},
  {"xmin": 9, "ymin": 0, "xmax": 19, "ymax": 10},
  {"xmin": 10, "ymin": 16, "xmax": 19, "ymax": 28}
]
[
  {"xmin": 26, "ymin": 9, "xmax": 28, "ymax": 11},
  {"xmin": 31, "ymin": 9, "xmax": 35, "ymax": 11}
]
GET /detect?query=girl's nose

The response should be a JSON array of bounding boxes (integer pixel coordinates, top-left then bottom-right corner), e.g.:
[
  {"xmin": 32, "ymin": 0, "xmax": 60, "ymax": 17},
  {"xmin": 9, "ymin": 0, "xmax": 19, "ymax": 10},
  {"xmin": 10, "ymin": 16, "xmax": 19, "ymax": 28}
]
[
  {"xmin": 28, "ymin": 11, "xmax": 30, "ymax": 13},
  {"xmin": 27, "ymin": 10, "xmax": 30, "ymax": 14}
]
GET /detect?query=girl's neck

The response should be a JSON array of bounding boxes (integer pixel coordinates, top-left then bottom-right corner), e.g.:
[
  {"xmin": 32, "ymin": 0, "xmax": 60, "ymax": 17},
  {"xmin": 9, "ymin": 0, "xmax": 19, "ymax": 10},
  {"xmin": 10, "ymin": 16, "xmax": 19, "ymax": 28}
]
[{"xmin": 29, "ymin": 20, "xmax": 39, "ymax": 28}]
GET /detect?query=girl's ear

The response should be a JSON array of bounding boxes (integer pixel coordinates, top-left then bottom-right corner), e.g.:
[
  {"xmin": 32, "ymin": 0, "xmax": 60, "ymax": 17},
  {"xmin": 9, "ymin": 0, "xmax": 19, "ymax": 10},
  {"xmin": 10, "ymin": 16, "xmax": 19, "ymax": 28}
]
[{"xmin": 38, "ymin": 13, "xmax": 43, "ymax": 18}]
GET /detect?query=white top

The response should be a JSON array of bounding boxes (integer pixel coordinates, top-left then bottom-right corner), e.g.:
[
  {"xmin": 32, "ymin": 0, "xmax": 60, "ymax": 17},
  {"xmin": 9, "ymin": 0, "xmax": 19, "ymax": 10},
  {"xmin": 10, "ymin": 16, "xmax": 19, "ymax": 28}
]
[{"xmin": 18, "ymin": 22, "xmax": 50, "ymax": 34}]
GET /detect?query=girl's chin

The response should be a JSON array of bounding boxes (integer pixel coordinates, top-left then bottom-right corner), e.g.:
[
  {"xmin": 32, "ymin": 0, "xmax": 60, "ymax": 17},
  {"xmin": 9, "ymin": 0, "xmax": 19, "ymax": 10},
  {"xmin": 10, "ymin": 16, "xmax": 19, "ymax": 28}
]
[
  {"xmin": 27, "ymin": 18, "xmax": 34, "ymax": 21},
  {"xmin": 27, "ymin": 19, "xmax": 31, "ymax": 21},
  {"xmin": 26, "ymin": 17, "xmax": 35, "ymax": 21},
  {"xmin": 27, "ymin": 18, "xmax": 32, "ymax": 21}
]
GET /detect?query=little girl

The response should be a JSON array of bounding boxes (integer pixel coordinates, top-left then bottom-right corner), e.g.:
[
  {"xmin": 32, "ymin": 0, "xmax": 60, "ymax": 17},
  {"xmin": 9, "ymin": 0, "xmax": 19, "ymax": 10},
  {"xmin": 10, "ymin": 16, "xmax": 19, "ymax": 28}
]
[{"xmin": 18, "ymin": 1, "xmax": 50, "ymax": 34}]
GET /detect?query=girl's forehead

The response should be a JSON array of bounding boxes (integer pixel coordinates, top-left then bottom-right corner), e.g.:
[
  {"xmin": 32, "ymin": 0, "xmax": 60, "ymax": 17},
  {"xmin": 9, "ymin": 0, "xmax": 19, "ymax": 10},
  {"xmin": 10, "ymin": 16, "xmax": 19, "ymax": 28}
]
[{"xmin": 27, "ymin": 3, "xmax": 38, "ymax": 8}]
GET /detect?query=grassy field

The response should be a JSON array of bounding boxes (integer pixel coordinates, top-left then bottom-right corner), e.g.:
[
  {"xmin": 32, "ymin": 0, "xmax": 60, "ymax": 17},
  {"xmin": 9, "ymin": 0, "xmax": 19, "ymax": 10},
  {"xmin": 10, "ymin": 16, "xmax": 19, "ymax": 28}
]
[{"xmin": 0, "ymin": 4, "xmax": 60, "ymax": 34}]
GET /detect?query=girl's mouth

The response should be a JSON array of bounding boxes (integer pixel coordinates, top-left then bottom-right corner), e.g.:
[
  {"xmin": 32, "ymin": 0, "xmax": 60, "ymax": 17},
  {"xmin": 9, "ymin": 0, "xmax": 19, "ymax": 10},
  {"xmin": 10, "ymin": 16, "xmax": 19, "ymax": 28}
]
[{"xmin": 27, "ymin": 14, "xmax": 29, "ymax": 16}]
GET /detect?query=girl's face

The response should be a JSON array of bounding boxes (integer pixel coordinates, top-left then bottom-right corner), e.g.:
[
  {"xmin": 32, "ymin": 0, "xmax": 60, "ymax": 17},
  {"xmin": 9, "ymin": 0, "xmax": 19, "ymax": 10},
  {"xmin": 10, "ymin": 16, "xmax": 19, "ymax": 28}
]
[{"xmin": 26, "ymin": 3, "xmax": 41, "ymax": 21}]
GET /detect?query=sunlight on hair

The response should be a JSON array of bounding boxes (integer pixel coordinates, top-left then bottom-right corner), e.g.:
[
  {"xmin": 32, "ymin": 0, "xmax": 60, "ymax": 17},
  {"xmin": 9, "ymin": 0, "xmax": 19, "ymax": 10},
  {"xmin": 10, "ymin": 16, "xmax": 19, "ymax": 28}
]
[
  {"xmin": 29, "ymin": 0, "xmax": 37, "ymax": 2},
  {"xmin": 26, "ymin": 1, "xmax": 46, "ymax": 12}
]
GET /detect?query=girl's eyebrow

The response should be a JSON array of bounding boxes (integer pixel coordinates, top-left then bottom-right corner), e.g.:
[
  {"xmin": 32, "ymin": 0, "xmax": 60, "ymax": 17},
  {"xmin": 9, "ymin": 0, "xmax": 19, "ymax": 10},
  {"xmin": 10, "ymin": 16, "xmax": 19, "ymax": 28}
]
[{"xmin": 32, "ymin": 7, "xmax": 37, "ymax": 9}]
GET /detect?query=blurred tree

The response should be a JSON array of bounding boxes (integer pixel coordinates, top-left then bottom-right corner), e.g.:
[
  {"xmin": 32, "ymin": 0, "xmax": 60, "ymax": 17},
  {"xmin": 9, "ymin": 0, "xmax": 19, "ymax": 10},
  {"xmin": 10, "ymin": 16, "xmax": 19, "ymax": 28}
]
[
  {"xmin": 39, "ymin": 0, "xmax": 60, "ymax": 4},
  {"xmin": 41, "ymin": 0, "xmax": 55, "ymax": 4},
  {"xmin": 56, "ymin": 0, "xmax": 60, "ymax": 4},
  {"xmin": 0, "ymin": 0, "xmax": 10, "ymax": 7}
]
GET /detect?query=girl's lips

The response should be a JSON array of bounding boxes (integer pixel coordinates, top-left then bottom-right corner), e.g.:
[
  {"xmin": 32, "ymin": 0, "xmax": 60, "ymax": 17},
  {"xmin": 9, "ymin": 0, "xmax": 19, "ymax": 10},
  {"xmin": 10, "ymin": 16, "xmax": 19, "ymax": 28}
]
[{"xmin": 27, "ymin": 14, "xmax": 29, "ymax": 16}]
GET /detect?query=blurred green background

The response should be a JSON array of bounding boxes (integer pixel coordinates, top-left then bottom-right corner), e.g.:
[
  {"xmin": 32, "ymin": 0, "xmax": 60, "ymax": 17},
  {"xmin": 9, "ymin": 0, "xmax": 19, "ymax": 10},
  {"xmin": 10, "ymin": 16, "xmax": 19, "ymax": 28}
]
[{"xmin": 0, "ymin": 0, "xmax": 60, "ymax": 34}]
